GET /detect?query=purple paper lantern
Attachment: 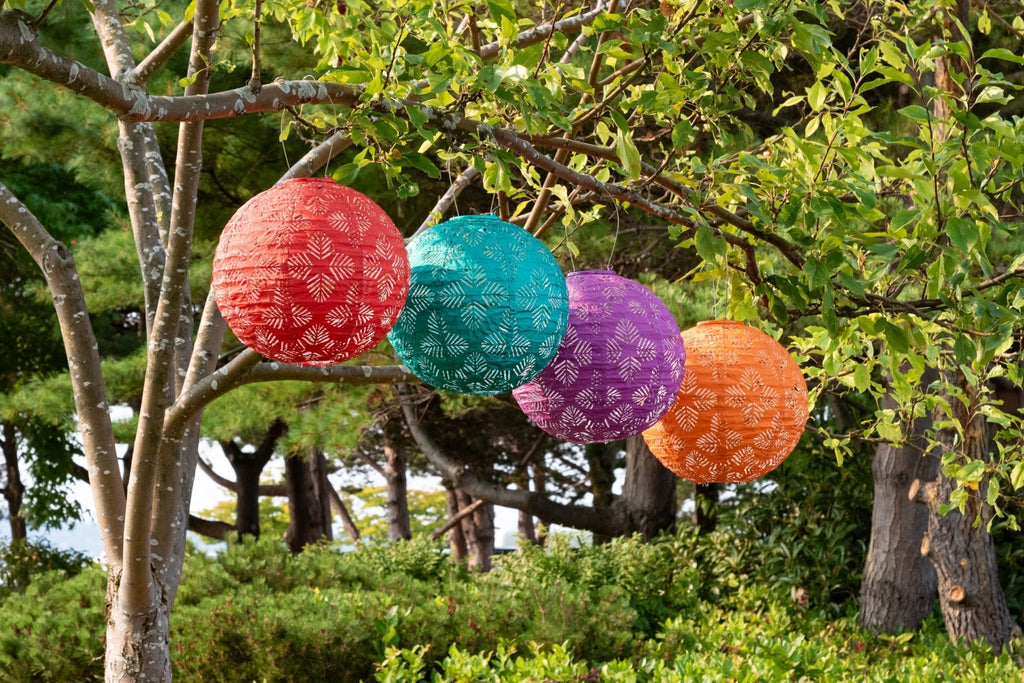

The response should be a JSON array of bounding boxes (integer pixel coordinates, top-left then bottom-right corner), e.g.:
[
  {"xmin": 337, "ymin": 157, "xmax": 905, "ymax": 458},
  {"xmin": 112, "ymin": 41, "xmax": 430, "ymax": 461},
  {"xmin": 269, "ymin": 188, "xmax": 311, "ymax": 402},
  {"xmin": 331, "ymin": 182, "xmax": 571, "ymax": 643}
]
[{"xmin": 512, "ymin": 270, "xmax": 685, "ymax": 443}]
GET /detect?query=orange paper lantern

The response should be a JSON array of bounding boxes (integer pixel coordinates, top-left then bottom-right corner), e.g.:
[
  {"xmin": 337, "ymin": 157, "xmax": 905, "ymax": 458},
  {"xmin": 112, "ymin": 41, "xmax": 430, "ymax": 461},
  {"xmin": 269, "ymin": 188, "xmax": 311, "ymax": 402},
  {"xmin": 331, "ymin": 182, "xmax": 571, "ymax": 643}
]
[{"xmin": 643, "ymin": 319, "xmax": 809, "ymax": 483}]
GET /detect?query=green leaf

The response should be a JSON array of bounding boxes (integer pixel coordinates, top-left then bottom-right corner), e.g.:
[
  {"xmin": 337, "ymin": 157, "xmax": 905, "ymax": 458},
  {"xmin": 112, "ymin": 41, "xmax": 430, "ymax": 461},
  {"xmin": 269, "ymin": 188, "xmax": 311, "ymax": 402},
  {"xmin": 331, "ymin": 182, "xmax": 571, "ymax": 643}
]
[
  {"xmin": 879, "ymin": 320, "xmax": 909, "ymax": 354},
  {"xmin": 807, "ymin": 81, "xmax": 826, "ymax": 111},
  {"xmin": 987, "ymin": 478, "xmax": 999, "ymax": 507},
  {"xmin": 486, "ymin": 0, "xmax": 516, "ymax": 25},
  {"xmin": 957, "ymin": 460, "xmax": 985, "ymax": 484},
  {"xmin": 945, "ymin": 216, "xmax": 978, "ymax": 253},
  {"xmin": 1011, "ymin": 461, "xmax": 1024, "ymax": 490},
  {"xmin": 803, "ymin": 259, "xmax": 828, "ymax": 290},
  {"xmin": 853, "ymin": 364, "xmax": 870, "ymax": 392},
  {"xmin": 615, "ymin": 130, "xmax": 641, "ymax": 179},
  {"xmin": 695, "ymin": 226, "xmax": 727, "ymax": 264},
  {"xmin": 898, "ymin": 105, "xmax": 929, "ymax": 122},
  {"xmin": 980, "ymin": 48, "xmax": 1024, "ymax": 64}
]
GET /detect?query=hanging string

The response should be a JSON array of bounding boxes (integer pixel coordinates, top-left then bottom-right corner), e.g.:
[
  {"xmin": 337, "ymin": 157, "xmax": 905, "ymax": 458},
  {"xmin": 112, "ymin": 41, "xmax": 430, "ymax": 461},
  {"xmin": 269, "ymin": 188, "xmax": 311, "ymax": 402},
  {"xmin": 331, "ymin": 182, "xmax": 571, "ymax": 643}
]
[
  {"xmin": 606, "ymin": 201, "xmax": 621, "ymax": 270},
  {"xmin": 447, "ymin": 158, "xmax": 461, "ymax": 216},
  {"xmin": 564, "ymin": 217, "xmax": 577, "ymax": 272}
]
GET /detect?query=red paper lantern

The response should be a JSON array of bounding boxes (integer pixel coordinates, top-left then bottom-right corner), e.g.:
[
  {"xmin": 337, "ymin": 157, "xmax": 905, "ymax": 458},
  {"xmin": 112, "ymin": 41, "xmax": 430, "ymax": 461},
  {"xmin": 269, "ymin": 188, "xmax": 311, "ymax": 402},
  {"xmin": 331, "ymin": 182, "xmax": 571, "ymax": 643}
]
[
  {"xmin": 212, "ymin": 177, "xmax": 409, "ymax": 366},
  {"xmin": 643, "ymin": 320, "xmax": 809, "ymax": 483}
]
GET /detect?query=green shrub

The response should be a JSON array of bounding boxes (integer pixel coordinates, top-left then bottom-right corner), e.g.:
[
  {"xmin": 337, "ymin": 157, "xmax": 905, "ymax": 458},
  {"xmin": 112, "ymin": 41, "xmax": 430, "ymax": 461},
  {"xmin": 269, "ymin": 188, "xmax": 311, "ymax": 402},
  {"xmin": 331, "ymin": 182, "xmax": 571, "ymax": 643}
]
[
  {"xmin": 0, "ymin": 565, "xmax": 105, "ymax": 681},
  {"xmin": 0, "ymin": 540, "xmax": 92, "ymax": 599}
]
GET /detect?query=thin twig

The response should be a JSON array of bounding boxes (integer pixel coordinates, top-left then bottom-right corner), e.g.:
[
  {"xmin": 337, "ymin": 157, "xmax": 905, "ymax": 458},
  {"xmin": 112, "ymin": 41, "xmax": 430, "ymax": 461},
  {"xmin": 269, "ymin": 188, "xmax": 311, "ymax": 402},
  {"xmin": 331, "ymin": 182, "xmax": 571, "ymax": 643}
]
[
  {"xmin": 32, "ymin": 0, "xmax": 59, "ymax": 29},
  {"xmin": 248, "ymin": 0, "xmax": 263, "ymax": 92}
]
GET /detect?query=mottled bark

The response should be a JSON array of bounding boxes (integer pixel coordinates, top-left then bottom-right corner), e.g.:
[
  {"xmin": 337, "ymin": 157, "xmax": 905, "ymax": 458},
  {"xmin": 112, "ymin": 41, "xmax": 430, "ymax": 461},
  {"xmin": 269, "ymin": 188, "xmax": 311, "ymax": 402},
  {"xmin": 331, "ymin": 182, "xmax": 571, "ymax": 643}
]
[
  {"xmin": 1, "ymin": 422, "xmax": 26, "ymax": 541},
  {"xmin": 859, "ymin": 387, "xmax": 939, "ymax": 633},
  {"xmin": 912, "ymin": 378, "xmax": 1016, "ymax": 650}
]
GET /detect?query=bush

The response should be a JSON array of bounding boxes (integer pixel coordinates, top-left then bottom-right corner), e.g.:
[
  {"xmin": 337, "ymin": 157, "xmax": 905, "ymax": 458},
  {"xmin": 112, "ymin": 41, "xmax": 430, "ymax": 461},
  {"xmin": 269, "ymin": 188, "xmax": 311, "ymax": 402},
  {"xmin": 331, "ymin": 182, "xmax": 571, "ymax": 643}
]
[
  {"xmin": 0, "ymin": 565, "xmax": 105, "ymax": 681},
  {"xmin": 0, "ymin": 539, "xmax": 92, "ymax": 599}
]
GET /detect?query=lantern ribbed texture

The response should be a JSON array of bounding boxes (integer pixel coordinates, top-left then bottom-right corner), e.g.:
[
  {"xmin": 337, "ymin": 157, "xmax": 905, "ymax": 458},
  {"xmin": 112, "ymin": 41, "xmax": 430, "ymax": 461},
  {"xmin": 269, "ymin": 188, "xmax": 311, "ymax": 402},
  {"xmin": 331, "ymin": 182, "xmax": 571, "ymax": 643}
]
[
  {"xmin": 643, "ymin": 319, "xmax": 809, "ymax": 483},
  {"xmin": 512, "ymin": 270, "xmax": 685, "ymax": 444},
  {"xmin": 212, "ymin": 177, "xmax": 409, "ymax": 366},
  {"xmin": 387, "ymin": 214, "xmax": 569, "ymax": 395}
]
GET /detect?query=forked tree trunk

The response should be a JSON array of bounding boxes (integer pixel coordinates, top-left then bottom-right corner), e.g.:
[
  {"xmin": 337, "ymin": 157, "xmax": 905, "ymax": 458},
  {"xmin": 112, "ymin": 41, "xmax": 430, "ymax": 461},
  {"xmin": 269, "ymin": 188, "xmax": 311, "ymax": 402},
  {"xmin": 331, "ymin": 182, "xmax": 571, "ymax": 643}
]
[
  {"xmin": 859, "ymin": 388, "xmax": 939, "ymax": 632},
  {"xmin": 1, "ymin": 422, "xmax": 27, "ymax": 541},
  {"xmin": 911, "ymin": 377, "xmax": 1017, "ymax": 650},
  {"xmin": 104, "ymin": 571, "xmax": 171, "ymax": 681}
]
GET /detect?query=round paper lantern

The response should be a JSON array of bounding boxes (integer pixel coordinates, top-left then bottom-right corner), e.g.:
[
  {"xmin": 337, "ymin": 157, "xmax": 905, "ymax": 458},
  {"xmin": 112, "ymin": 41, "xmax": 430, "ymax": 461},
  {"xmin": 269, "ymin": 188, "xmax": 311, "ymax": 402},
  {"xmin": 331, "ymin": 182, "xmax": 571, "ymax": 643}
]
[
  {"xmin": 512, "ymin": 270, "xmax": 685, "ymax": 443},
  {"xmin": 212, "ymin": 177, "xmax": 409, "ymax": 366},
  {"xmin": 643, "ymin": 319, "xmax": 809, "ymax": 483},
  {"xmin": 387, "ymin": 214, "xmax": 569, "ymax": 395}
]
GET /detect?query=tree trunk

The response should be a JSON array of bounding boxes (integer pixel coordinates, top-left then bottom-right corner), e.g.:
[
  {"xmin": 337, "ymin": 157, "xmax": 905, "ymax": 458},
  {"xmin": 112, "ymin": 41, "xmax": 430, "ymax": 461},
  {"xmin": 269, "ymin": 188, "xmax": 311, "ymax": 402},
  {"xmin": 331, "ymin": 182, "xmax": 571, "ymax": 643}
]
[
  {"xmin": 1, "ymin": 422, "xmax": 27, "ymax": 541},
  {"xmin": 620, "ymin": 435, "xmax": 676, "ymax": 540},
  {"xmin": 532, "ymin": 464, "xmax": 548, "ymax": 546},
  {"xmin": 308, "ymin": 450, "xmax": 333, "ymax": 543},
  {"xmin": 221, "ymin": 419, "xmax": 287, "ymax": 539},
  {"xmin": 284, "ymin": 455, "xmax": 313, "ymax": 553},
  {"xmin": 284, "ymin": 450, "xmax": 333, "ymax": 551},
  {"xmin": 445, "ymin": 486, "xmax": 468, "ymax": 562},
  {"xmin": 693, "ymin": 483, "xmax": 720, "ymax": 534},
  {"xmin": 456, "ymin": 488, "xmax": 494, "ymax": 571},
  {"xmin": 103, "ymin": 572, "xmax": 171, "ymax": 682},
  {"xmin": 585, "ymin": 441, "xmax": 617, "ymax": 544},
  {"xmin": 382, "ymin": 436, "xmax": 411, "ymax": 541},
  {"xmin": 859, "ymin": 388, "xmax": 939, "ymax": 632},
  {"xmin": 233, "ymin": 459, "xmax": 263, "ymax": 538},
  {"xmin": 912, "ymin": 376, "xmax": 1017, "ymax": 650}
]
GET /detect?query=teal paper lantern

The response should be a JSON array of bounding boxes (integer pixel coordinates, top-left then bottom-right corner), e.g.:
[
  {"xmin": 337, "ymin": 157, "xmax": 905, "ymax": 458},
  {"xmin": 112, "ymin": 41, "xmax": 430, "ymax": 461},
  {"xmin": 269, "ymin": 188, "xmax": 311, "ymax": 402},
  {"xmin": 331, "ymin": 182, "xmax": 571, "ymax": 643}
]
[{"xmin": 388, "ymin": 215, "xmax": 569, "ymax": 395}]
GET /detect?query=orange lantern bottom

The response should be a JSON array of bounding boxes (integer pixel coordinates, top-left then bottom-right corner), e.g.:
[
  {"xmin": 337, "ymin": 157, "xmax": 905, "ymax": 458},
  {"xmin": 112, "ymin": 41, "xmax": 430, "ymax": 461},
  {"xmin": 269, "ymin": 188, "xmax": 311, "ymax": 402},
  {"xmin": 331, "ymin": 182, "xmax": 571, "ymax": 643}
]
[{"xmin": 643, "ymin": 319, "xmax": 809, "ymax": 483}]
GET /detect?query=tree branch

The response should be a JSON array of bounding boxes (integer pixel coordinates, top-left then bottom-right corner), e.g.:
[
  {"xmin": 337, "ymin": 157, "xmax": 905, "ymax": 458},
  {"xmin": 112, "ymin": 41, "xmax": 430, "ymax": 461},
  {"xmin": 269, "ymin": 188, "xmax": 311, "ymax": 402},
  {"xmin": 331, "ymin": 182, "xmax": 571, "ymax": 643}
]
[
  {"xmin": 399, "ymin": 391, "xmax": 623, "ymax": 537},
  {"xmin": 0, "ymin": 182, "xmax": 126, "ymax": 567},
  {"xmin": 414, "ymin": 166, "xmax": 481, "ymax": 236},
  {"xmin": 166, "ymin": 358, "xmax": 416, "ymax": 442},
  {"xmin": 129, "ymin": 19, "xmax": 195, "ymax": 85},
  {"xmin": 430, "ymin": 498, "xmax": 485, "ymax": 539},
  {"xmin": 281, "ymin": 133, "xmax": 353, "ymax": 180},
  {"xmin": 187, "ymin": 514, "xmax": 233, "ymax": 541}
]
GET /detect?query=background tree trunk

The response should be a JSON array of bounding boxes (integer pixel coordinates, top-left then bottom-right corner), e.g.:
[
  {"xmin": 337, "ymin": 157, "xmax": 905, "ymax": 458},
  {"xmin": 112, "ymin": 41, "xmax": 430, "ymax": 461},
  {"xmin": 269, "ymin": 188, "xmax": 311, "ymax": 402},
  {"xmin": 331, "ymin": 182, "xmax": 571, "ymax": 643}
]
[
  {"xmin": 693, "ymin": 483, "xmax": 720, "ymax": 534},
  {"xmin": 859, "ymin": 386, "xmax": 939, "ymax": 632},
  {"xmin": 1, "ymin": 422, "xmax": 26, "ymax": 541},
  {"xmin": 221, "ymin": 418, "xmax": 287, "ymax": 539},
  {"xmin": 382, "ymin": 431, "xmax": 411, "ymax": 541},
  {"xmin": 445, "ymin": 486, "xmax": 468, "ymax": 562},
  {"xmin": 620, "ymin": 435, "xmax": 676, "ymax": 540},
  {"xmin": 586, "ymin": 441, "xmax": 618, "ymax": 544},
  {"xmin": 456, "ymin": 489, "xmax": 494, "ymax": 571},
  {"xmin": 284, "ymin": 451, "xmax": 332, "ymax": 552}
]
